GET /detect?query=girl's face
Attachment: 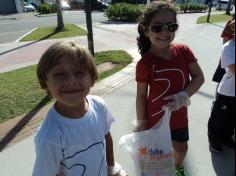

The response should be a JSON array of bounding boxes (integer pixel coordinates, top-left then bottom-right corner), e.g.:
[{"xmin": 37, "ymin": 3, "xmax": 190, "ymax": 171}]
[
  {"xmin": 147, "ymin": 10, "xmax": 177, "ymax": 50},
  {"xmin": 45, "ymin": 56, "xmax": 92, "ymax": 111}
]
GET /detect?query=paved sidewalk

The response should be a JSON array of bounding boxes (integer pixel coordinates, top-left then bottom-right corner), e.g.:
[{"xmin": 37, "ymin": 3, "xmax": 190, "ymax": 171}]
[{"xmin": 0, "ymin": 13, "xmax": 235, "ymax": 175}]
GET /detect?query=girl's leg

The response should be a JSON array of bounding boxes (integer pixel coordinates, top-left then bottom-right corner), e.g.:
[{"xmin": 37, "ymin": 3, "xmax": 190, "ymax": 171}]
[
  {"xmin": 171, "ymin": 127, "xmax": 189, "ymax": 166},
  {"xmin": 172, "ymin": 141, "xmax": 188, "ymax": 166}
]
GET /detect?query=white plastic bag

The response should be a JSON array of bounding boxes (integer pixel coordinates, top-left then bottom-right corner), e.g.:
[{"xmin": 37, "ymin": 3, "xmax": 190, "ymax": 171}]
[{"xmin": 119, "ymin": 109, "xmax": 174, "ymax": 176}]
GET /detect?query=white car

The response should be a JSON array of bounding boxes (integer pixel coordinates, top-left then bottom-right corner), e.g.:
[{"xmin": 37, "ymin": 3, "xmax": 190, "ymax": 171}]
[
  {"xmin": 61, "ymin": 1, "xmax": 71, "ymax": 10},
  {"xmin": 216, "ymin": 0, "xmax": 234, "ymax": 10},
  {"xmin": 24, "ymin": 2, "xmax": 36, "ymax": 12}
]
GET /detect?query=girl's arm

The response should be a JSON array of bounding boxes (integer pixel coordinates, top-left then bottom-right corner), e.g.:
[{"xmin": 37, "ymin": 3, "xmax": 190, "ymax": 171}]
[
  {"xmin": 184, "ymin": 62, "xmax": 205, "ymax": 97},
  {"xmin": 136, "ymin": 82, "xmax": 148, "ymax": 121},
  {"xmin": 134, "ymin": 82, "xmax": 149, "ymax": 131}
]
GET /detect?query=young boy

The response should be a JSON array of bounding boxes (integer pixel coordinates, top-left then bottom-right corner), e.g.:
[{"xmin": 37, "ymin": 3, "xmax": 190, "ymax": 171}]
[{"xmin": 33, "ymin": 41, "xmax": 127, "ymax": 175}]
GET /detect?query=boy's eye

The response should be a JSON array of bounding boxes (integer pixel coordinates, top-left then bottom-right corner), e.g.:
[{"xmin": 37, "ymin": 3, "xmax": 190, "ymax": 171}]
[
  {"xmin": 53, "ymin": 73, "xmax": 65, "ymax": 78},
  {"xmin": 75, "ymin": 71, "xmax": 87, "ymax": 75}
]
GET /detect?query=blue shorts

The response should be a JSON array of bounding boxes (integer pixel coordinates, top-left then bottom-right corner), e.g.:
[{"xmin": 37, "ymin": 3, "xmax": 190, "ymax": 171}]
[{"xmin": 171, "ymin": 127, "xmax": 189, "ymax": 143}]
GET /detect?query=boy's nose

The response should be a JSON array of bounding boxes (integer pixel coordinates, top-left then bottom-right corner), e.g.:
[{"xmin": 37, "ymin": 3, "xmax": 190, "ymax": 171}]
[{"xmin": 65, "ymin": 74, "xmax": 78, "ymax": 85}]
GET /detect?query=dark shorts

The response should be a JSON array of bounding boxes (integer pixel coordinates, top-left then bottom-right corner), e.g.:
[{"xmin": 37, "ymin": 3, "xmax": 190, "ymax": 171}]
[
  {"xmin": 171, "ymin": 127, "xmax": 189, "ymax": 143},
  {"xmin": 208, "ymin": 94, "xmax": 235, "ymax": 140},
  {"xmin": 212, "ymin": 62, "xmax": 226, "ymax": 83}
]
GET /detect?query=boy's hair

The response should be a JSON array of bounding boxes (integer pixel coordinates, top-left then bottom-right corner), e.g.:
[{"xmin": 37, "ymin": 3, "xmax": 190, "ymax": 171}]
[
  {"xmin": 37, "ymin": 41, "xmax": 98, "ymax": 90},
  {"xmin": 137, "ymin": 1, "xmax": 177, "ymax": 56}
]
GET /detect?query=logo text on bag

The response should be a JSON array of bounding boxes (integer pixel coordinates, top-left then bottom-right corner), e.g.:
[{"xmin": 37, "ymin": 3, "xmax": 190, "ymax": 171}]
[{"xmin": 139, "ymin": 145, "xmax": 172, "ymax": 161}]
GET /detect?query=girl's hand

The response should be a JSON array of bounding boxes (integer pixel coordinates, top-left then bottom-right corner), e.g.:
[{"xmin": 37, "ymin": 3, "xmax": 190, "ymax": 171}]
[
  {"xmin": 107, "ymin": 162, "xmax": 128, "ymax": 176},
  {"xmin": 133, "ymin": 120, "xmax": 147, "ymax": 132},
  {"xmin": 163, "ymin": 91, "xmax": 191, "ymax": 111}
]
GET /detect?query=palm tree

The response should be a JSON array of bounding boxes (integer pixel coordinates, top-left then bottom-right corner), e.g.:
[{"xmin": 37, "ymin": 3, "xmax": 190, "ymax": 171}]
[{"xmin": 56, "ymin": 0, "xmax": 64, "ymax": 31}]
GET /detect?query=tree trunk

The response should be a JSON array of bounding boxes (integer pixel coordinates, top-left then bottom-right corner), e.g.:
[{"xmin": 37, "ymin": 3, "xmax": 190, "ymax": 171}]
[
  {"xmin": 56, "ymin": 0, "xmax": 64, "ymax": 32},
  {"xmin": 226, "ymin": 0, "xmax": 233, "ymax": 15}
]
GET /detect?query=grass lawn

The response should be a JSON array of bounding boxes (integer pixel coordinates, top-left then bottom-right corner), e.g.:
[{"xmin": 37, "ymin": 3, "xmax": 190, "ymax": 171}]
[
  {"xmin": 20, "ymin": 23, "xmax": 87, "ymax": 41},
  {"xmin": 197, "ymin": 13, "xmax": 231, "ymax": 24},
  {"xmin": 0, "ymin": 50, "xmax": 133, "ymax": 123}
]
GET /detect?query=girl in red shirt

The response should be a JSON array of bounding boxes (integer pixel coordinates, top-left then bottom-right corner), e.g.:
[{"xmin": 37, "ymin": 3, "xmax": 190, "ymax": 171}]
[{"xmin": 135, "ymin": 1, "xmax": 205, "ymax": 175}]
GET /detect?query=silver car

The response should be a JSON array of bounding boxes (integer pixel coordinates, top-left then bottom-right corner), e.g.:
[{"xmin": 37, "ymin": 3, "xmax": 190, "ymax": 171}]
[{"xmin": 24, "ymin": 2, "xmax": 36, "ymax": 12}]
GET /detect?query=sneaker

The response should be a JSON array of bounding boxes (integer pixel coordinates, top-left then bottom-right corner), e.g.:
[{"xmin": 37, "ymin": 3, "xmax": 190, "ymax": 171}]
[
  {"xmin": 223, "ymin": 137, "xmax": 235, "ymax": 149},
  {"xmin": 175, "ymin": 165, "xmax": 186, "ymax": 176},
  {"xmin": 209, "ymin": 139, "xmax": 223, "ymax": 154}
]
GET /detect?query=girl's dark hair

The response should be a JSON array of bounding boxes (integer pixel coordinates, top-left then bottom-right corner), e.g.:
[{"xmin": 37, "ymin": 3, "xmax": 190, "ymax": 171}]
[{"xmin": 137, "ymin": 1, "xmax": 177, "ymax": 56}]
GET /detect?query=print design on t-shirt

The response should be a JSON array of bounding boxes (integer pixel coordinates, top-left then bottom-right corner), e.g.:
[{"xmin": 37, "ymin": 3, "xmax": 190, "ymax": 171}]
[
  {"xmin": 61, "ymin": 141, "xmax": 105, "ymax": 176},
  {"xmin": 151, "ymin": 65, "xmax": 185, "ymax": 117}
]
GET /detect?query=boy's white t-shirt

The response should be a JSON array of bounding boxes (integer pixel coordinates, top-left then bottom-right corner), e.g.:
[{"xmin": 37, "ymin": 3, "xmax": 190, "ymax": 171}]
[
  {"xmin": 218, "ymin": 39, "xmax": 235, "ymax": 97},
  {"xmin": 33, "ymin": 95, "xmax": 115, "ymax": 176}
]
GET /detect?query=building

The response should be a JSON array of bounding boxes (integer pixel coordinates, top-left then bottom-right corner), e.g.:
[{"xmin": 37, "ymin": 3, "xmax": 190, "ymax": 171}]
[{"xmin": 0, "ymin": 0, "xmax": 24, "ymax": 14}]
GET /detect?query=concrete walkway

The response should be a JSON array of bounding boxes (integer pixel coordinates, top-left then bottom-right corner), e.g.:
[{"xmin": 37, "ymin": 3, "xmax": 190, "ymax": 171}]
[{"xmin": 0, "ymin": 13, "xmax": 235, "ymax": 175}]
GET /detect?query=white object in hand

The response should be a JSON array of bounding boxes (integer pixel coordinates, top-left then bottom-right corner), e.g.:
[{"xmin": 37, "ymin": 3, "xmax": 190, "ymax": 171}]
[
  {"xmin": 107, "ymin": 162, "xmax": 128, "ymax": 176},
  {"xmin": 163, "ymin": 91, "xmax": 191, "ymax": 111}
]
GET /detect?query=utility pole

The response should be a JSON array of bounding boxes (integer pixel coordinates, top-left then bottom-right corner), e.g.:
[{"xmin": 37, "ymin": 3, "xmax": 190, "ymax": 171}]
[
  {"xmin": 85, "ymin": 0, "xmax": 95, "ymax": 56},
  {"xmin": 207, "ymin": 0, "xmax": 213, "ymax": 23}
]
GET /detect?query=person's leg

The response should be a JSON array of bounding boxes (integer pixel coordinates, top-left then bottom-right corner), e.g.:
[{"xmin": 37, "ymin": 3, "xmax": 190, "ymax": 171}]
[
  {"xmin": 208, "ymin": 94, "xmax": 225, "ymax": 153},
  {"xmin": 172, "ymin": 141, "xmax": 188, "ymax": 166},
  {"xmin": 171, "ymin": 127, "xmax": 189, "ymax": 176},
  {"xmin": 222, "ymin": 97, "xmax": 236, "ymax": 148}
]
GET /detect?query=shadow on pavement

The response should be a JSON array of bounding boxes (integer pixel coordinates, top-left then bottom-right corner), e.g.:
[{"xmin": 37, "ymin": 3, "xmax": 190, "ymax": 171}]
[
  {"xmin": 0, "ymin": 95, "xmax": 51, "ymax": 152},
  {"xmin": 0, "ymin": 31, "xmax": 58, "ymax": 56},
  {"xmin": 209, "ymin": 22, "xmax": 225, "ymax": 29},
  {"xmin": 211, "ymin": 145, "xmax": 235, "ymax": 175}
]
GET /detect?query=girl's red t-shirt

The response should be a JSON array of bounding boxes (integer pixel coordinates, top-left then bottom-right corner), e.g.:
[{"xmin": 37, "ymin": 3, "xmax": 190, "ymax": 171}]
[{"xmin": 136, "ymin": 43, "xmax": 197, "ymax": 130}]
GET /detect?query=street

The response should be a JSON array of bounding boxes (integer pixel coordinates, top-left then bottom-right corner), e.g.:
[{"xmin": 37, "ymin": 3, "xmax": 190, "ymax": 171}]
[{"xmin": 0, "ymin": 10, "xmax": 107, "ymax": 44}]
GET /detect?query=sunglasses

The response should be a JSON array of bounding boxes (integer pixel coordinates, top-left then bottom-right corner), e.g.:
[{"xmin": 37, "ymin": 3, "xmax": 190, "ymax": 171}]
[{"xmin": 150, "ymin": 23, "xmax": 179, "ymax": 33}]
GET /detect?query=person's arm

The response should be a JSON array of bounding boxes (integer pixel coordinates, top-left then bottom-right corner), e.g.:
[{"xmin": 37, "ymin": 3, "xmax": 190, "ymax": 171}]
[
  {"xmin": 136, "ymin": 82, "xmax": 148, "ymax": 121},
  {"xmin": 105, "ymin": 132, "xmax": 115, "ymax": 167},
  {"xmin": 163, "ymin": 62, "xmax": 205, "ymax": 111},
  {"xmin": 184, "ymin": 62, "xmax": 205, "ymax": 97},
  {"xmin": 134, "ymin": 82, "xmax": 148, "ymax": 131},
  {"xmin": 106, "ymin": 133, "xmax": 127, "ymax": 176}
]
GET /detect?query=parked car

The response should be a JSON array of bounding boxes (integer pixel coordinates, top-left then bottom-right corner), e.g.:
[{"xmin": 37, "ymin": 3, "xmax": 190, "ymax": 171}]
[
  {"xmin": 216, "ymin": 0, "xmax": 234, "ymax": 10},
  {"xmin": 92, "ymin": 0, "xmax": 110, "ymax": 11},
  {"xmin": 24, "ymin": 2, "xmax": 36, "ymax": 12},
  {"xmin": 61, "ymin": 1, "xmax": 71, "ymax": 10}
]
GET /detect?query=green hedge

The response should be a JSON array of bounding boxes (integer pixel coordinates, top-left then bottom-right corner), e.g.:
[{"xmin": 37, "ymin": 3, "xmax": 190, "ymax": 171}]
[
  {"xmin": 178, "ymin": 3, "xmax": 207, "ymax": 13},
  {"xmin": 105, "ymin": 3, "xmax": 145, "ymax": 22},
  {"xmin": 37, "ymin": 3, "xmax": 57, "ymax": 14}
]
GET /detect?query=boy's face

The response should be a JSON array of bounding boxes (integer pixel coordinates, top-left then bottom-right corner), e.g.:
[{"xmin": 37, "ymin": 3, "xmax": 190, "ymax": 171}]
[{"xmin": 45, "ymin": 56, "xmax": 92, "ymax": 109}]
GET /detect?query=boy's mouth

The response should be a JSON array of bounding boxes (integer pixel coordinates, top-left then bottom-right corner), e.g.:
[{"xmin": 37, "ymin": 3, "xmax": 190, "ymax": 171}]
[{"xmin": 62, "ymin": 89, "xmax": 82, "ymax": 94}]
